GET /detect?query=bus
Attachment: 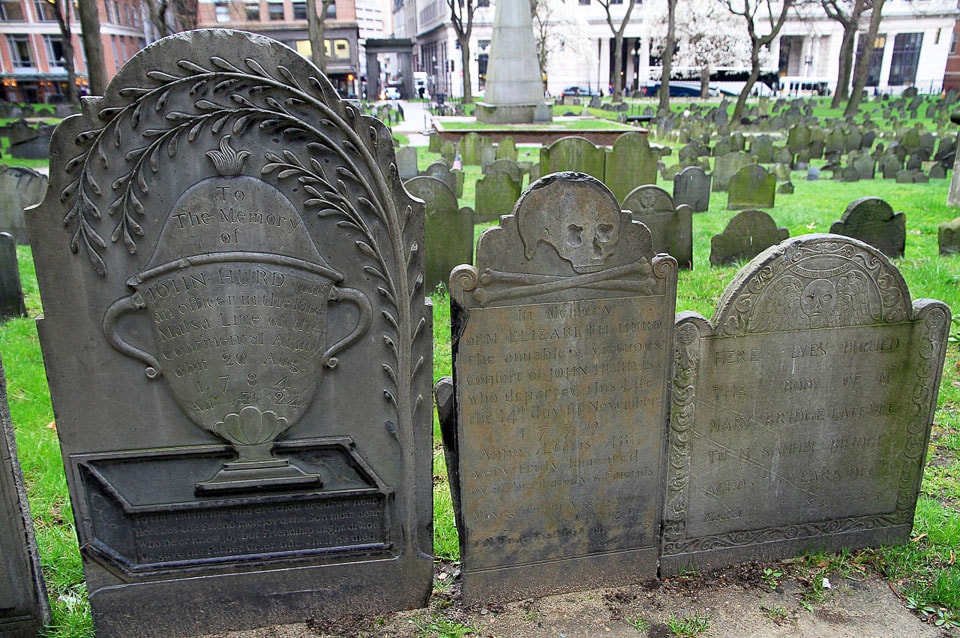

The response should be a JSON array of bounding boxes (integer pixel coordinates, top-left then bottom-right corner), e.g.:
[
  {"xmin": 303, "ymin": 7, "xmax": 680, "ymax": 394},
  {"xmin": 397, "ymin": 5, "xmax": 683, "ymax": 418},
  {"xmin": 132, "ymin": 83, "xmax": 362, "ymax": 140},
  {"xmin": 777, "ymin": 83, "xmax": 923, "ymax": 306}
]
[
  {"xmin": 777, "ymin": 76, "xmax": 832, "ymax": 96},
  {"xmin": 648, "ymin": 67, "xmax": 780, "ymax": 97}
]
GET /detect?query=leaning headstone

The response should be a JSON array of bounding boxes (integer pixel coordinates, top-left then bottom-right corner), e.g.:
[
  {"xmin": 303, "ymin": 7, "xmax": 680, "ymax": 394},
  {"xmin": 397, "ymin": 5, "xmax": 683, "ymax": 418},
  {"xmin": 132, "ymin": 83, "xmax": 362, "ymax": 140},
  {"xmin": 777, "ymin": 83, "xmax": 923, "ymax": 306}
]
[
  {"xmin": 622, "ymin": 185, "xmax": 693, "ymax": 269},
  {"xmin": 0, "ymin": 233, "xmax": 26, "ymax": 320},
  {"xmin": 0, "ymin": 354, "xmax": 52, "ymax": 636},
  {"xmin": 750, "ymin": 135, "xmax": 774, "ymax": 164},
  {"xmin": 853, "ymin": 154, "xmax": 876, "ymax": 179},
  {"xmin": 673, "ymin": 166, "xmax": 711, "ymax": 213},
  {"xmin": 830, "ymin": 197, "xmax": 906, "ymax": 259},
  {"xmin": 777, "ymin": 180, "xmax": 795, "ymax": 194},
  {"xmin": 709, "ymin": 209, "xmax": 789, "ymax": 266},
  {"xmin": 405, "ymin": 176, "xmax": 473, "ymax": 291},
  {"xmin": 396, "ymin": 146, "xmax": 419, "ymax": 181},
  {"xmin": 930, "ymin": 163, "xmax": 947, "ymax": 180},
  {"xmin": 786, "ymin": 123, "xmax": 811, "ymax": 155},
  {"xmin": 604, "ymin": 131, "xmax": 658, "ymax": 202},
  {"xmin": 939, "ymin": 217, "xmax": 960, "ymax": 255},
  {"xmin": 540, "ymin": 136, "xmax": 606, "ymax": 180},
  {"xmin": 727, "ymin": 164, "xmax": 775, "ymax": 210},
  {"xmin": 0, "ymin": 166, "xmax": 48, "ymax": 244},
  {"xmin": 664, "ymin": 234, "xmax": 950, "ymax": 575},
  {"xmin": 9, "ymin": 134, "xmax": 52, "ymax": 160},
  {"xmin": 474, "ymin": 169, "xmax": 522, "ymax": 223},
  {"xmin": 445, "ymin": 172, "xmax": 677, "ymax": 605},
  {"xmin": 712, "ymin": 151, "xmax": 753, "ymax": 192},
  {"xmin": 27, "ymin": 31, "xmax": 433, "ymax": 637}
]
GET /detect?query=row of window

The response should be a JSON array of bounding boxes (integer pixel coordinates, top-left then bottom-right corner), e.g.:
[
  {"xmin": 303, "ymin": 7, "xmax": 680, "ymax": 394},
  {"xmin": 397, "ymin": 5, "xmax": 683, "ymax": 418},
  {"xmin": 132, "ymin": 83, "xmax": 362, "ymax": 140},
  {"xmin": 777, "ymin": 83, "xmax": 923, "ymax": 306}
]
[
  {"xmin": 0, "ymin": 0, "xmax": 140, "ymax": 27},
  {"xmin": 4, "ymin": 32, "xmax": 144, "ymax": 72},
  {"xmin": 857, "ymin": 32, "xmax": 924, "ymax": 87},
  {"xmin": 215, "ymin": 1, "xmax": 336, "ymax": 23}
]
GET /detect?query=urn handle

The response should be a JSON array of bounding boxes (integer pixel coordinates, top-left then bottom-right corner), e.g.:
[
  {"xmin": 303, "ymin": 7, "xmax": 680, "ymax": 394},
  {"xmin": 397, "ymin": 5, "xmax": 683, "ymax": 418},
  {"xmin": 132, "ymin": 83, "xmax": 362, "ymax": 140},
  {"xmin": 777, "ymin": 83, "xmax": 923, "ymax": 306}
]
[
  {"xmin": 102, "ymin": 292, "xmax": 162, "ymax": 379},
  {"xmin": 323, "ymin": 286, "xmax": 373, "ymax": 369}
]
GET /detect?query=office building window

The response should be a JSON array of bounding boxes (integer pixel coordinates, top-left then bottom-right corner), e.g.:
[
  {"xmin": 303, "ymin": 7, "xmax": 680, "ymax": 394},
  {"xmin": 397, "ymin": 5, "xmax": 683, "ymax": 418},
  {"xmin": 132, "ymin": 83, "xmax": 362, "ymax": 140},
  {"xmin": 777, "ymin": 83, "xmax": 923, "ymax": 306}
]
[
  {"xmin": 888, "ymin": 32, "xmax": 923, "ymax": 86},
  {"xmin": 33, "ymin": 0, "xmax": 55, "ymax": 20},
  {"xmin": 44, "ymin": 35, "xmax": 65, "ymax": 69},
  {"xmin": 293, "ymin": 0, "xmax": 306, "ymax": 19},
  {"xmin": 0, "ymin": 0, "xmax": 25, "ymax": 20},
  {"xmin": 268, "ymin": 0, "xmax": 284, "ymax": 20},
  {"xmin": 7, "ymin": 34, "xmax": 34, "ymax": 69},
  {"xmin": 246, "ymin": 0, "xmax": 260, "ymax": 20}
]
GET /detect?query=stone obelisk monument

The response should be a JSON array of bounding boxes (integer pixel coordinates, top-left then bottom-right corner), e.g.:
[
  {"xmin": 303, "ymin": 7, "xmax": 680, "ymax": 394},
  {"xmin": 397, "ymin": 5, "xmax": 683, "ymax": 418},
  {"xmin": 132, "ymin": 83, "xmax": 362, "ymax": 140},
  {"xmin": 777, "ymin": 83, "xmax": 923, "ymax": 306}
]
[{"xmin": 475, "ymin": 0, "xmax": 551, "ymax": 124}]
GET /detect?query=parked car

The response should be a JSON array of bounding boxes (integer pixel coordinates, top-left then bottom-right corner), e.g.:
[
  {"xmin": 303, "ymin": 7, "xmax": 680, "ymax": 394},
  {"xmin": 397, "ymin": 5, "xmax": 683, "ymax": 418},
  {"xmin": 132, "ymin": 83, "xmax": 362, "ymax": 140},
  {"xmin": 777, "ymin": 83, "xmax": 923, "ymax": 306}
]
[
  {"xmin": 562, "ymin": 85, "xmax": 601, "ymax": 97},
  {"xmin": 384, "ymin": 86, "xmax": 401, "ymax": 100}
]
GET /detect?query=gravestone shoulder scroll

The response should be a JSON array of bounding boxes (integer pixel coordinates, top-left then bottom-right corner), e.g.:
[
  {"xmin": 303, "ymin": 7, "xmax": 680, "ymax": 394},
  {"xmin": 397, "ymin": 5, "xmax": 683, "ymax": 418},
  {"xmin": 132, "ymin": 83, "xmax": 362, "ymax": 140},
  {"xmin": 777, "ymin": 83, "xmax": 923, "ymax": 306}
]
[
  {"xmin": 829, "ymin": 197, "xmax": 906, "ymax": 259},
  {"xmin": 0, "ymin": 354, "xmax": 52, "ymax": 637},
  {"xmin": 663, "ymin": 234, "xmax": 951, "ymax": 575},
  {"xmin": 26, "ymin": 30, "xmax": 433, "ymax": 637},
  {"xmin": 446, "ymin": 172, "xmax": 677, "ymax": 605}
]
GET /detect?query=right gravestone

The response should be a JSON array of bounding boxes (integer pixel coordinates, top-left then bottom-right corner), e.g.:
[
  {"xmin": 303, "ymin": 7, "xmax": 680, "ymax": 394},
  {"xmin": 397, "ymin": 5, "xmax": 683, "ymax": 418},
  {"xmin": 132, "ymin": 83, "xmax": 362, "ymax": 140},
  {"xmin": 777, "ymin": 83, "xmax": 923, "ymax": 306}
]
[
  {"xmin": 829, "ymin": 197, "xmax": 906, "ymax": 259},
  {"xmin": 662, "ymin": 234, "xmax": 951, "ymax": 575}
]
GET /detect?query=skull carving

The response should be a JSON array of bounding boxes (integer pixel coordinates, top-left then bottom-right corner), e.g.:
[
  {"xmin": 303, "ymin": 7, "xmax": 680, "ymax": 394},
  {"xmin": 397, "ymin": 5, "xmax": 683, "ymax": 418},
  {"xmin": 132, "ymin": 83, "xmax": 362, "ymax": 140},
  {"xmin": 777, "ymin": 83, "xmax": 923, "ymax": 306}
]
[{"xmin": 517, "ymin": 173, "xmax": 622, "ymax": 273}]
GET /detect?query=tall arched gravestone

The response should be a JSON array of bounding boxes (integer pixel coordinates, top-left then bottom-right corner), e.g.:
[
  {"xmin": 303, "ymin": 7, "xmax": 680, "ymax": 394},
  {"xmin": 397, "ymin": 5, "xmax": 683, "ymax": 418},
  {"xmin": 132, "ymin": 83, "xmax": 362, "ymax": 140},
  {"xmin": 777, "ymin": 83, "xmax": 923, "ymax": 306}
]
[
  {"xmin": 26, "ymin": 30, "xmax": 433, "ymax": 637},
  {"xmin": 662, "ymin": 235, "xmax": 950, "ymax": 575},
  {"xmin": 446, "ymin": 172, "xmax": 677, "ymax": 605}
]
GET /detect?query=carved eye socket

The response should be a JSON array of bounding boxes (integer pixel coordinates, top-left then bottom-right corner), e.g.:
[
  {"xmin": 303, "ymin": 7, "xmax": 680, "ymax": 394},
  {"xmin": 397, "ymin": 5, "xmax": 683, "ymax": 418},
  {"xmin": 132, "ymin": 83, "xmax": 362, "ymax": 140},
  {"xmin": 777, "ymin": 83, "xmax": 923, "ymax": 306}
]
[
  {"xmin": 822, "ymin": 294, "xmax": 833, "ymax": 302},
  {"xmin": 566, "ymin": 224, "xmax": 583, "ymax": 247},
  {"xmin": 597, "ymin": 224, "xmax": 615, "ymax": 242}
]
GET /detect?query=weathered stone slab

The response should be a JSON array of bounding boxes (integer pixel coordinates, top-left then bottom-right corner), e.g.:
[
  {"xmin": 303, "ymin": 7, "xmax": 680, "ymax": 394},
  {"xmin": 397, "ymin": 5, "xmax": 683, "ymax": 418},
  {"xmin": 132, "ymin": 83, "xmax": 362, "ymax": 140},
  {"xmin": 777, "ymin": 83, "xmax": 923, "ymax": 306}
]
[
  {"xmin": 727, "ymin": 164, "xmax": 775, "ymax": 210},
  {"xmin": 446, "ymin": 172, "xmax": 677, "ymax": 605},
  {"xmin": 540, "ymin": 136, "xmax": 606, "ymax": 181},
  {"xmin": 0, "ymin": 233, "xmax": 26, "ymax": 320},
  {"xmin": 829, "ymin": 197, "xmax": 905, "ymax": 259},
  {"xmin": 27, "ymin": 31, "xmax": 433, "ymax": 637},
  {"xmin": 0, "ymin": 166, "xmax": 47, "ymax": 244},
  {"xmin": 664, "ymin": 235, "xmax": 951, "ymax": 575},
  {"xmin": 712, "ymin": 152, "xmax": 753, "ymax": 192},
  {"xmin": 422, "ymin": 160, "xmax": 463, "ymax": 197},
  {"xmin": 622, "ymin": 185, "xmax": 693, "ymax": 269},
  {"xmin": 604, "ymin": 131, "xmax": 658, "ymax": 202},
  {"xmin": 710, "ymin": 210, "xmax": 788, "ymax": 267},
  {"xmin": 405, "ymin": 176, "xmax": 473, "ymax": 291},
  {"xmin": 475, "ymin": 169, "xmax": 522, "ymax": 224},
  {"xmin": 0, "ymin": 354, "xmax": 51, "ymax": 637},
  {"xmin": 395, "ymin": 146, "xmax": 419, "ymax": 181},
  {"xmin": 673, "ymin": 166, "xmax": 710, "ymax": 213},
  {"xmin": 938, "ymin": 217, "xmax": 960, "ymax": 255}
]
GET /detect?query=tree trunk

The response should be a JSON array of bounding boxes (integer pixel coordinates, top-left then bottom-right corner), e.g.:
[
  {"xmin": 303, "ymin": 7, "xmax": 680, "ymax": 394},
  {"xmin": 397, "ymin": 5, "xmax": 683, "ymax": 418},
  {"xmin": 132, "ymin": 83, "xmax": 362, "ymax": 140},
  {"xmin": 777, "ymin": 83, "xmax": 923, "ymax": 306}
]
[
  {"xmin": 53, "ymin": 0, "xmax": 77, "ymax": 103},
  {"xmin": 612, "ymin": 33, "xmax": 625, "ymax": 101},
  {"xmin": 307, "ymin": 0, "xmax": 326, "ymax": 71},
  {"xmin": 77, "ymin": 0, "xmax": 106, "ymax": 96},
  {"xmin": 658, "ymin": 0, "xmax": 677, "ymax": 113},
  {"xmin": 845, "ymin": 0, "xmax": 884, "ymax": 116},
  {"xmin": 732, "ymin": 48, "xmax": 762, "ymax": 122},
  {"xmin": 700, "ymin": 65, "xmax": 711, "ymax": 99},
  {"xmin": 830, "ymin": 22, "xmax": 858, "ymax": 108},
  {"xmin": 459, "ymin": 36, "xmax": 473, "ymax": 104}
]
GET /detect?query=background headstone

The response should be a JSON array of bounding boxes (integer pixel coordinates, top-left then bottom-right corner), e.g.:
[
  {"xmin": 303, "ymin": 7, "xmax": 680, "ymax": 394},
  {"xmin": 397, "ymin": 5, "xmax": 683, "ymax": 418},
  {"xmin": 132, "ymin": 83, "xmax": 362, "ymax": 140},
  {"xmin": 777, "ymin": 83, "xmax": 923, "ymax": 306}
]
[
  {"xmin": 405, "ymin": 176, "xmax": 474, "ymax": 291},
  {"xmin": 829, "ymin": 197, "xmax": 906, "ymax": 259},
  {"xmin": 474, "ymin": 169, "xmax": 522, "ymax": 223},
  {"xmin": 710, "ymin": 210, "xmax": 789, "ymax": 266},
  {"xmin": 446, "ymin": 172, "xmax": 677, "ymax": 605},
  {"xmin": 664, "ymin": 235, "xmax": 951, "ymax": 574},
  {"xmin": 622, "ymin": 185, "xmax": 693, "ymax": 269},
  {"xmin": 395, "ymin": 146, "xmax": 419, "ymax": 181},
  {"xmin": 540, "ymin": 136, "xmax": 606, "ymax": 181},
  {"xmin": 939, "ymin": 217, "xmax": 960, "ymax": 255},
  {"xmin": 673, "ymin": 166, "xmax": 711, "ymax": 213},
  {"xmin": 0, "ymin": 166, "xmax": 48, "ymax": 244},
  {"xmin": 27, "ymin": 31, "xmax": 433, "ymax": 637},
  {"xmin": 0, "ymin": 353, "xmax": 51, "ymax": 637},
  {"xmin": 727, "ymin": 164, "xmax": 775, "ymax": 210},
  {"xmin": 0, "ymin": 233, "xmax": 26, "ymax": 320},
  {"xmin": 604, "ymin": 131, "xmax": 658, "ymax": 202},
  {"xmin": 712, "ymin": 151, "xmax": 753, "ymax": 192}
]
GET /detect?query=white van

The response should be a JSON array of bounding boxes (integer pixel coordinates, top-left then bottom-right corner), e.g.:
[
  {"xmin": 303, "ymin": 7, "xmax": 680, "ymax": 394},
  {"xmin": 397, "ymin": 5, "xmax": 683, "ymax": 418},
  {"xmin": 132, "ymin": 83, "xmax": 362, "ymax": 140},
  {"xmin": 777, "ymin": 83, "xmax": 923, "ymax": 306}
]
[{"xmin": 779, "ymin": 77, "xmax": 831, "ymax": 96}]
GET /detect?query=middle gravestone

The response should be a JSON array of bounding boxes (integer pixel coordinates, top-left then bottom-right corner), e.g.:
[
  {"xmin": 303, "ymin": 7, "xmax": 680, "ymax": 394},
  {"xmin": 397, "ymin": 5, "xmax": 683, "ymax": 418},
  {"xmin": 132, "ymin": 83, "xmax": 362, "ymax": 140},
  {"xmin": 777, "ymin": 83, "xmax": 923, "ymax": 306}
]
[
  {"xmin": 621, "ymin": 185, "xmax": 693, "ymax": 269},
  {"xmin": 27, "ymin": 30, "xmax": 433, "ymax": 637},
  {"xmin": 404, "ymin": 175, "xmax": 474, "ymax": 291},
  {"xmin": 829, "ymin": 197, "xmax": 906, "ymax": 259},
  {"xmin": 726, "ymin": 164, "xmax": 775, "ymax": 210},
  {"xmin": 664, "ymin": 234, "xmax": 950, "ymax": 574},
  {"xmin": 446, "ymin": 172, "xmax": 677, "ymax": 605}
]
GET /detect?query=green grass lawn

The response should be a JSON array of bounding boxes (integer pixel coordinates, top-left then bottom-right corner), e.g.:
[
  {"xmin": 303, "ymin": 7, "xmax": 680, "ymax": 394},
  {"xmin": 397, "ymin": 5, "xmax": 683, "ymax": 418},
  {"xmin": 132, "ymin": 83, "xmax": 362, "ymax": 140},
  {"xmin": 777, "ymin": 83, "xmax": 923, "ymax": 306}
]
[{"xmin": 2, "ymin": 97, "xmax": 959, "ymax": 635}]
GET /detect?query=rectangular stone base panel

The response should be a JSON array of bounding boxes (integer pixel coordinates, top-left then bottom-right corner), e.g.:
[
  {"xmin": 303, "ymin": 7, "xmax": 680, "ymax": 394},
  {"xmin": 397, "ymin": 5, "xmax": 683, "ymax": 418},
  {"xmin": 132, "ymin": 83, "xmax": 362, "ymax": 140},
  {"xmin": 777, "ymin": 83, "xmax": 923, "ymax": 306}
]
[
  {"xmin": 475, "ymin": 103, "xmax": 538, "ymax": 125},
  {"xmin": 460, "ymin": 547, "xmax": 658, "ymax": 606}
]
